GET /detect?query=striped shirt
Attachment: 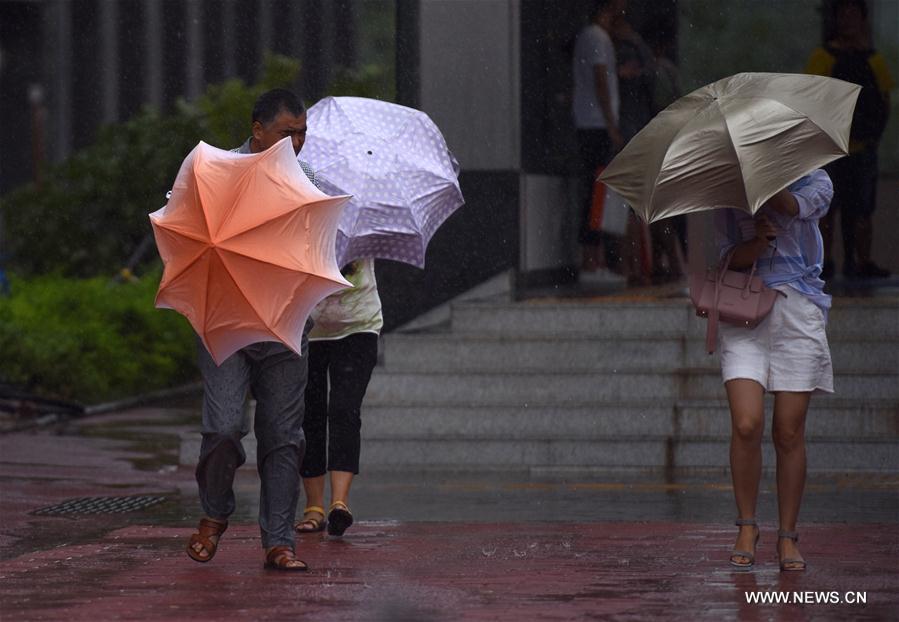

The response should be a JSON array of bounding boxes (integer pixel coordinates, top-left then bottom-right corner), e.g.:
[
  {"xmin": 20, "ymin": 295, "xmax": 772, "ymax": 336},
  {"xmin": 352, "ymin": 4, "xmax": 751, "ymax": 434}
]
[{"xmin": 714, "ymin": 169, "xmax": 834, "ymax": 316}]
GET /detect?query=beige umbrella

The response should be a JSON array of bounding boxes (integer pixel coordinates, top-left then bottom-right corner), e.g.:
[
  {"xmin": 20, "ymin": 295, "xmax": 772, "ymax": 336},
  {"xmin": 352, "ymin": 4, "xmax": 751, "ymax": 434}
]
[{"xmin": 598, "ymin": 72, "xmax": 860, "ymax": 223}]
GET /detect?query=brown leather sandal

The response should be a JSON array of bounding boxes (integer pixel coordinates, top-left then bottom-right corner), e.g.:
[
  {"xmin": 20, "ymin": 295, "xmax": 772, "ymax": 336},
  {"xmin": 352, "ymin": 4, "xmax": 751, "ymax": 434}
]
[
  {"xmin": 264, "ymin": 546, "xmax": 309, "ymax": 572},
  {"xmin": 187, "ymin": 517, "xmax": 228, "ymax": 563}
]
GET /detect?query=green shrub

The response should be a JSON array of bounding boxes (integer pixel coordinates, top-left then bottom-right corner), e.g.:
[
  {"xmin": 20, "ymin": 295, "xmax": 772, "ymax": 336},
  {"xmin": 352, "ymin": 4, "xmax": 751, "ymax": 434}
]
[
  {"xmin": 0, "ymin": 270, "xmax": 197, "ymax": 403},
  {"xmin": 2, "ymin": 112, "xmax": 201, "ymax": 278}
]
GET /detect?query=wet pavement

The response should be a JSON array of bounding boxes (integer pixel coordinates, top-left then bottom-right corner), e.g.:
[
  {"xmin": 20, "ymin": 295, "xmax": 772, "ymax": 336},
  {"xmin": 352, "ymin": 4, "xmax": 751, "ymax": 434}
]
[{"xmin": 1, "ymin": 406, "xmax": 897, "ymax": 621}]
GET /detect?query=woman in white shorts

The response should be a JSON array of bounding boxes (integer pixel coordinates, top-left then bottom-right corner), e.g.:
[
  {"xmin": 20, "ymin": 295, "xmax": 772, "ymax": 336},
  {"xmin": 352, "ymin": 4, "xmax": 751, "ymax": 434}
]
[{"xmin": 714, "ymin": 169, "xmax": 834, "ymax": 572}]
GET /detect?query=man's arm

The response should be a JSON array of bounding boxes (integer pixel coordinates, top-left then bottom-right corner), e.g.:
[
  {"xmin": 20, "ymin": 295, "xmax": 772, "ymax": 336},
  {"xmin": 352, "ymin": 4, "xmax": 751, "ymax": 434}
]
[{"xmin": 593, "ymin": 65, "xmax": 624, "ymax": 150}]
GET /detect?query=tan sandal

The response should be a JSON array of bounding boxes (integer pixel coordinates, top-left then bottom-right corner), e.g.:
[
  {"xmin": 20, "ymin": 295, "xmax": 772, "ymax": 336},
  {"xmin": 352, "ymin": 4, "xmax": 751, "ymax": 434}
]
[
  {"xmin": 730, "ymin": 518, "xmax": 760, "ymax": 569},
  {"xmin": 187, "ymin": 517, "xmax": 228, "ymax": 563},
  {"xmin": 327, "ymin": 500, "xmax": 353, "ymax": 536},
  {"xmin": 264, "ymin": 546, "xmax": 309, "ymax": 572},
  {"xmin": 295, "ymin": 505, "xmax": 327, "ymax": 533},
  {"xmin": 777, "ymin": 530, "xmax": 807, "ymax": 572}
]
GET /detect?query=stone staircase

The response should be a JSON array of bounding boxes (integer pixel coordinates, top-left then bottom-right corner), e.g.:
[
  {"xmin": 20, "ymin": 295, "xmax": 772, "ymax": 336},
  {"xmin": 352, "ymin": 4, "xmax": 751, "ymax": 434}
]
[{"xmin": 360, "ymin": 293, "xmax": 899, "ymax": 474}]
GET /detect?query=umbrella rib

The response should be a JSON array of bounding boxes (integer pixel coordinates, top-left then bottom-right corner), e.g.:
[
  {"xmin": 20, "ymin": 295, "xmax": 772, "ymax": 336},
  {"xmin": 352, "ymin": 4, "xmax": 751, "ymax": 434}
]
[
  {"xmin": 713, "ymin": 100, "xmax": 752, "ymax": 211},
  {"xmin": 153, "ymin": 221, "xmax": 212, "ymax": 245},
  {"xmin": 644, "ymin": 101, "xmax": 719, "ymax": 216},
  {"xmin": 732, "ymin": 96, "xmax": 840, "ymax": 148},
  {"xmin": 208, "ymin": 248, "xmax": 269, "ymax": 334},
  {"xmin": 394, "ymin": 175, "xmax": 422, "ymax": 230},
  {"xmin": 160, "ymin": 248, "xmax": 208, "ymax": 286},
  {"xmin": 386, "ymin": 113, "xmax": 415, "ymax": 143},
  {"xmin": 222, "ymin": 197, "xmax": 346, "ymax": 241},
  {"xmin": 216, "ymin": 247, "xmax": 348, "ymax": 287},
  {"xmin": 391, "ymin": 162, "xmax": 455, "ymax": 231}
]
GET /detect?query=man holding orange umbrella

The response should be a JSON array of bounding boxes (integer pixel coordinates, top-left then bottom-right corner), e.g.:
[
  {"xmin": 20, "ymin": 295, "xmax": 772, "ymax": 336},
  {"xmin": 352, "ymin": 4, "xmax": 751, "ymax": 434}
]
[{"xmin": 154, "ymin": 89, "xmax": 350, "ymax": 572}]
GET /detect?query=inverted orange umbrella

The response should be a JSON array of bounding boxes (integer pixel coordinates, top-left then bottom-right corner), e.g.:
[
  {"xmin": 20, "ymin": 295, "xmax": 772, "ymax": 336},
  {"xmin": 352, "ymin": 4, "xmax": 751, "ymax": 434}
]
[{"xmin": 149, "ymin": 137, "xmax": 351, "ymax": 365}]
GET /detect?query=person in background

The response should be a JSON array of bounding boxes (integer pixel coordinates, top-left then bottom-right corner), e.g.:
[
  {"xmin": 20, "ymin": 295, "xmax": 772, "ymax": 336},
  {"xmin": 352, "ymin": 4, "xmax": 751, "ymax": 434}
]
[
  {"xmin": 571, "ymin": 0, "xmax": 627, "ymax": 279},
  {"xmin": 715, "ymin": 170, "xmax": 835, "ymax": 572},
  {"xmin": 612, "ymin": 10, "xmax": 655, "ymax": 286},
  {"xmin": 805, "ymin": 0, "xmax": 894, "ymax": 280},
  {"xmin": 295, "ymin": 258, "xmax": 382, "ymax": 537}
]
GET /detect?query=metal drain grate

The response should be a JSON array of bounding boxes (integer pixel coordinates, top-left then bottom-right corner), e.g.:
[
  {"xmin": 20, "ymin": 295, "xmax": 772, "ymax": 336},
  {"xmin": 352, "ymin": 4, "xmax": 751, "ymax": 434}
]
[{"xmin": 32, "ymin": 495, "xmax": 167, "ymax": 516}]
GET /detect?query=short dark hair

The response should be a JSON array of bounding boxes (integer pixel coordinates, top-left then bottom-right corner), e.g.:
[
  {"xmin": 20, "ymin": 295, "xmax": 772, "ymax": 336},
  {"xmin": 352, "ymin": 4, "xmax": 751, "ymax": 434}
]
[{"xmin": 252, "ymin": 88, "xmax": 305, "ymax": 126}]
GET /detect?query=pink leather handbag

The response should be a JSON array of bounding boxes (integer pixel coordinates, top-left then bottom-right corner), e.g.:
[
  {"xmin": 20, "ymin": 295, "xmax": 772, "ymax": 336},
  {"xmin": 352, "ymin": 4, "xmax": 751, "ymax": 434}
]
[{"xmin": 689, "ymin": 251, "xmax": 783, "ymax": 354}]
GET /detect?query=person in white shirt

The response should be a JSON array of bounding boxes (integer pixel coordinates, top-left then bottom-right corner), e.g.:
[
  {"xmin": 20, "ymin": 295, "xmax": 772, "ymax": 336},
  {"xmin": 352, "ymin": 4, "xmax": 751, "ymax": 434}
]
[{"xmin": 572, "ymin": 0, "xmax": 627, "ymax": 274}]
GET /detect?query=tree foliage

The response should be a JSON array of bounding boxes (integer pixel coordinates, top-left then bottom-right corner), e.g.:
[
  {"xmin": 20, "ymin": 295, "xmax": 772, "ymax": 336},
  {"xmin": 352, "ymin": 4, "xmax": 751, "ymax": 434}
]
[{"xmin": 0, "ymin": 54, "xmax": 301, "ymax": 278}]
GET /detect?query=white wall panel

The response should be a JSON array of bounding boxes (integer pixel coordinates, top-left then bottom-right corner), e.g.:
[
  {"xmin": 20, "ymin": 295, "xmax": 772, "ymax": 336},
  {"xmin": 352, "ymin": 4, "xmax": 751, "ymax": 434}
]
[{"xmin": 419, "ymin": 0, "xmax": 520, "ymax": 170}]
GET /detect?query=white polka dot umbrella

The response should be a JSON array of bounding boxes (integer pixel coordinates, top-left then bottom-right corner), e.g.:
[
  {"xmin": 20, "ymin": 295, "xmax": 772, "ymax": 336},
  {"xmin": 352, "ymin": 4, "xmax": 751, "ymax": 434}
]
[{"xmin": 303, "ymin": 96, "xmax": 464, "ymax": 269}]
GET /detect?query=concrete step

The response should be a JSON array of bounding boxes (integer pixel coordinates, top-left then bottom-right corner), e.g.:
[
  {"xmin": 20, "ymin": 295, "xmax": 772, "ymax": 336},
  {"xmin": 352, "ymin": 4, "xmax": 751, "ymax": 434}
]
[
  {"xmin": 361, "ymin": 400, "xmax": 899, "ymax": 440},
  {"xmin": 364, "ymin": 369, "xmax": 899, "ymax": 404},
  {"xmin": 358, "ymin": 437, "xmax": 899, "ymax": 472},
  {"xmin": 179, "ymin": 428, "xmax": 899, "ymax": 473},
  {"xmin": 382, "ymin": 332, "xmax": 899, "ymax": 372},
  {"xmin": 827, "ymin": 298, "xmax": 899, "ymax": 336},
  {"xmin": 384, "ymin": 333, "xmax": 687, "ymax": 371},
  {"xmin": 177, "ymin": 397, "xmax": 899, "ymax": 471},
  {"xmin": 450, "ymin": 300, "xmax": 694, "ymax": 336},
  {"xmin": 449, "ymin": 298, "xmax": 899, "ymax": 338}
]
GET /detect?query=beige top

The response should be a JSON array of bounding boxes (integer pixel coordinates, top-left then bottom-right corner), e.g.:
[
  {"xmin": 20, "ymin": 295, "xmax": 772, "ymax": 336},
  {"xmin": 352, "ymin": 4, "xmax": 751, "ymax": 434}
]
[{"xmin": 309, "ymin": 258, "xmax": 383, "ymax": 340}]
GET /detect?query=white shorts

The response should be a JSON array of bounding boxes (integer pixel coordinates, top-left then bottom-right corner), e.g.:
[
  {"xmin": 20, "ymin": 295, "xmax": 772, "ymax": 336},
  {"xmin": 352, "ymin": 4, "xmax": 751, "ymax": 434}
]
[{"xmin": 719, "ymin": 286, "xmax": 834, "ymax": 394}]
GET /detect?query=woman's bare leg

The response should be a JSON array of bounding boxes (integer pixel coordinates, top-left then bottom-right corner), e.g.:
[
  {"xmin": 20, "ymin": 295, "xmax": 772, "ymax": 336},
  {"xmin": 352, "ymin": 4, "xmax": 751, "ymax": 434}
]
[
  {"xmin": 330, "ymin": 470, "xmax": 354, "ymax": 507},
  {"xmin": 725, "ymin": 379, "xmax": 766, "ymax": 562},
  {"xmin": 772, "ymin": 391, "xmax": 811, "ymax": 568},
  {"xmin": 298, "ymin": 475, "xmax": 326, "ymax": 528}
]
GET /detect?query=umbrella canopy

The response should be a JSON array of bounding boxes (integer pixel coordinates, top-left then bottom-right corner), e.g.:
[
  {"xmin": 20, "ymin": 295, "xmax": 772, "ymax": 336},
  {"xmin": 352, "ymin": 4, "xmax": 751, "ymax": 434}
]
[
  {"xmin": 302, "ymin": 96, "xmax": 464, "ymax": 268},
  {"xmin": 598, "ymin": 72, "xmax": 860, "ymax": 223},
  {"xmin": 150, "ymin": 137, "xmax": 352, "ymax": 365}
]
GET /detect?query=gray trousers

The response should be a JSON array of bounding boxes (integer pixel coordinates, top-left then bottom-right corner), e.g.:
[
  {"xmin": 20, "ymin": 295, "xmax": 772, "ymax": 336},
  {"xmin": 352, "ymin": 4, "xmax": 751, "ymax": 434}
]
[{"xmin": 195, "ymin": 327, "xmax": 310, "ymax": 549}]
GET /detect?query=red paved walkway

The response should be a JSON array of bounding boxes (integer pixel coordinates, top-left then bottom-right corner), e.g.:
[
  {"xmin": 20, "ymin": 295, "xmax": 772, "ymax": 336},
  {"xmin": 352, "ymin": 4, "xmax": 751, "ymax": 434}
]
[
  {"xmin": 1, "ymin": 521, "xmax": 897, "ymax": 621},
  {"xmin": 1, "ymin": 408, "xmax": 897, "ymax": 620}
]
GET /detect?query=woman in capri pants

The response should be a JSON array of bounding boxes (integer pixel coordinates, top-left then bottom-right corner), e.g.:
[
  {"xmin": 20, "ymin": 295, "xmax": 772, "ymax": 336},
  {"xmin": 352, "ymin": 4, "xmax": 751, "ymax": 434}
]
[
  {"xmin": 715, "ymin": 169, "xmax": 834, "ymax": 571},
  {"xmin": 295, "ymin": 258, "xmax": 382, "ymax": 537}
]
